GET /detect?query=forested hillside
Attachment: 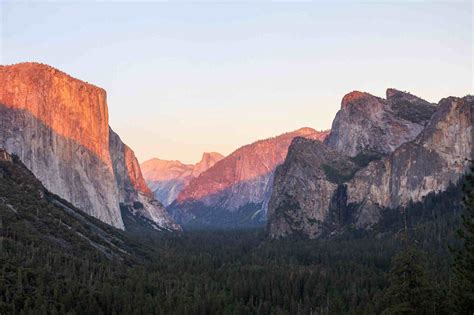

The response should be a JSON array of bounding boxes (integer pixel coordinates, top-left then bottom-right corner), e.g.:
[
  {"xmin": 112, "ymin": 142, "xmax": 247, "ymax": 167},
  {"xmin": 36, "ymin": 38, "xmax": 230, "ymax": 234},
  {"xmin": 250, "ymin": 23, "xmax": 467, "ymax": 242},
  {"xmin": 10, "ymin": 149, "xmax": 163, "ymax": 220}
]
[{"xmin": 0, "ymin": 149, "xmax": 472, "ymax": 313}]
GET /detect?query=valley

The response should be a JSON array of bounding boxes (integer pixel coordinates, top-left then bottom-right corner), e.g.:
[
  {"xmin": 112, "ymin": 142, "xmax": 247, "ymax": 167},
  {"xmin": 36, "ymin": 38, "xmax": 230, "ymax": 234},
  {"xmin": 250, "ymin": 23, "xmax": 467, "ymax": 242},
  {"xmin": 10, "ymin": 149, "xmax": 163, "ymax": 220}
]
[
  {"xmin": 2, "ymin": 2, "xmax": 472, "ymax": 313},
  {"xmin": 0, "ymin": 62, "xmax": 471, "ymax": 314},
  {"xmin": 0, "ymin": 145, "xmax": 467, "ymax": 312}
]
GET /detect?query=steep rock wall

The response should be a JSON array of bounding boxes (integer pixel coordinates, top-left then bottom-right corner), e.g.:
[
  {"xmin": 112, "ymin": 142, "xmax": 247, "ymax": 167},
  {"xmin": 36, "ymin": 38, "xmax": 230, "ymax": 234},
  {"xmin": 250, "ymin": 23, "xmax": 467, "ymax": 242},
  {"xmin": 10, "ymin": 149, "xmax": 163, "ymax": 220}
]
[{"xmin": 0, "ymin": 62, "xmax": 179, "ymax": 230}]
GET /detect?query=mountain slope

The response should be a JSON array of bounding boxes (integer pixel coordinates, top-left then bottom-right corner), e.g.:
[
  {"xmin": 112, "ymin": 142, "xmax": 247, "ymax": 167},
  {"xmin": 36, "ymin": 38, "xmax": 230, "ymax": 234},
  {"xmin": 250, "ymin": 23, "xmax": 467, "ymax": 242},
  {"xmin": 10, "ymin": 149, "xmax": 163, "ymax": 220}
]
[
  {"xmin": 170, "ymin": 128, "xmax": 329, "ymax": 228},
  {"xmin": 0, "ymin": 62, "xmax": 178, "ymax": 231},
  {"xmin": 0, "ymin": 148, "xmax": 170, "ymax": 313},
  {"xmin": 268, "ymin": 90, "xmax": 471, "ymax": 239},
  {"xmin": 0, "ymin": 148, "xmax": 143, "ymax": 261},
  {"xmin": 141, "ymin": 152, "xmax": 223, "ymax": 206}
]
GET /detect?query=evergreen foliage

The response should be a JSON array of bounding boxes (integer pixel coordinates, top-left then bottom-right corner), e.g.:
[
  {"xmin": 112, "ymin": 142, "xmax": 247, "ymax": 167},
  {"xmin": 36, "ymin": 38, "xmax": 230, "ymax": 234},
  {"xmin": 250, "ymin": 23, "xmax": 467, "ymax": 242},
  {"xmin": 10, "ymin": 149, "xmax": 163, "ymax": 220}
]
[
  {"xmin": 382, "ymin": 243, "xmax": 435, "ymax": 314},
  {"xmin": 0, "ymin": 152, "xmax": 470, "ymax": 314},
  {"xmin": 451, "ymin": 166, "xmax": 474, "ymax": 314}
]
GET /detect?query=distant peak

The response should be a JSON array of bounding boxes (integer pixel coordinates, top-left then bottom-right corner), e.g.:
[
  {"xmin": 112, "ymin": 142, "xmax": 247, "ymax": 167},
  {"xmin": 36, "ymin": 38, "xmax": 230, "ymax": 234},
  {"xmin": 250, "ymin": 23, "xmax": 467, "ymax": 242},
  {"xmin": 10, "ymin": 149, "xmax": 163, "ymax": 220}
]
[
  {"xmin": 141, "ymin": 158, "xmax": 188, "ymax": 168},
  {"xmin": 201, "ymin": 152, "xmax": 224, "ymax": 160},
  {"xmin": 295, "ymin": 127, "xmax": 317, "ymax": 134}
]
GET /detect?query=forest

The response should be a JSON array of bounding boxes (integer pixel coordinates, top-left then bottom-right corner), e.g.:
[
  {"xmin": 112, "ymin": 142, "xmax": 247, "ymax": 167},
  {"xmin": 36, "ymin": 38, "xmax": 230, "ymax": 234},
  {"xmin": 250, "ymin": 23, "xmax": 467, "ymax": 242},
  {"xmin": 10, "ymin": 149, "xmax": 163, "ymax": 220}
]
[{"xmin": 0, "ymin": 153, "xmax": 473, "ymax": 314}]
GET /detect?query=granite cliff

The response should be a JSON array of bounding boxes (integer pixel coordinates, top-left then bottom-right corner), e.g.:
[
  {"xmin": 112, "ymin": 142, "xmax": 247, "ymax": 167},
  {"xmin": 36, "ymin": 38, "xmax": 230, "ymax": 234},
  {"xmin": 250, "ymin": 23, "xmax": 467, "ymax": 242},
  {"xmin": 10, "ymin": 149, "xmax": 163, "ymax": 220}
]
[
  {"xmin": 0, "ymin": 62, "xmax": 178, "ymax": 231},
  {"xmin": 268, "ymin": 90, "xmax": 472, "ymax": 239},
  {"xmin": 325, "ymin": 89, "xmax": 436, "ymax": 156}
]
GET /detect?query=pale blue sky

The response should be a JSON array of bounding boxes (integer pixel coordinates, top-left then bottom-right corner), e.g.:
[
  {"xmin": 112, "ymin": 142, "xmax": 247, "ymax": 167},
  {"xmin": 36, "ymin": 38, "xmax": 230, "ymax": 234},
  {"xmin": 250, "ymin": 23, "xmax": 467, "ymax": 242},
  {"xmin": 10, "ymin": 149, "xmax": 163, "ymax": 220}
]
[{"xmin": 1, "ymin": 1, "xmax": 472, "ymax": 163}]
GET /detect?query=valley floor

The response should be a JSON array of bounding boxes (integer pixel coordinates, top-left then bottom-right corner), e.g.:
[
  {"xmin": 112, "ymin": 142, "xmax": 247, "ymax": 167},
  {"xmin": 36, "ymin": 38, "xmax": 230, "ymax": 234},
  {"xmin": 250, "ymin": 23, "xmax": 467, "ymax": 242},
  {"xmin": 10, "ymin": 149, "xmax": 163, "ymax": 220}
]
[{"xmin": 0, "ymin": 214, "xmax": 463, "ymax": 314}]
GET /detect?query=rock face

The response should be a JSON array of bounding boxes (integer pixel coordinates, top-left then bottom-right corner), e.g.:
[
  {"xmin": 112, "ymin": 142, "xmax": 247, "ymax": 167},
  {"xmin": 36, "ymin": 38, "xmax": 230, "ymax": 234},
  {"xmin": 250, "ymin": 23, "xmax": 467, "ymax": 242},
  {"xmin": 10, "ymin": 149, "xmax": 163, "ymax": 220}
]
[
  {"xmin": 109, "ymin": 130, "xmax": 179, "ymax": 229},
  {"xmin": 169, "ymin": 128, "xmax": 329, "ymax": 228},
  {"xmin": 325, "ymin": 89, "xmax": 436, "ymax": 156},
  {"xmin": 347, "ymin": 96, "xmax": 473, "ymax": 228},
  {"xmin": 268, "ymin": 90, "xmax": 472, "ymax": 239},
  {"xmin": 267, "ymin": 138, "xmax": 343, "ymax": 238},
  {"xmin": 0, "ymin": 62, "xmax": 179, "ymax": 231},
  {"xmin": 141, "ymin": 152, "xmax": 224, "ymax": 206}
]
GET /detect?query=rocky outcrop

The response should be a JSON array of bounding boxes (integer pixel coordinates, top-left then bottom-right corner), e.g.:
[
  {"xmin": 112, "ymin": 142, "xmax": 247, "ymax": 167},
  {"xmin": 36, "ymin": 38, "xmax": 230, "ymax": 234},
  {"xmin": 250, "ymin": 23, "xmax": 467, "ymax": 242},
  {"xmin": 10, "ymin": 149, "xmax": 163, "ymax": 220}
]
[
  {"xmin": 268, "ymin": 90, "xmax": 471, "ymax": 239},
  {"xmin": 141, "ymin": 152, "xmax": 224, "ymax": 206},
  {"xmin": 325, "ymin": 89, "xmax": 436, "ymax": 157},
  {"xmin": 0, "ymin": 62, "xmax": 179, "ymax": 231},
  {"xmin": 170, "ymin": 128, "xmax": 329, "ymax": 228}
]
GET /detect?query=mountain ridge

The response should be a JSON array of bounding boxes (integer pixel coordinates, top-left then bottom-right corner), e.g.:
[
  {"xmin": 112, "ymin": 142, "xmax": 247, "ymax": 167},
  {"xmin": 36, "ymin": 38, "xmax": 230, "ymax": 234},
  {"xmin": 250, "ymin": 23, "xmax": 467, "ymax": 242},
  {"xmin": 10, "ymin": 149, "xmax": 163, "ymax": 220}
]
[{"xmin": 169, "ymin": 127, "xmax": 330, "ymax": 228}]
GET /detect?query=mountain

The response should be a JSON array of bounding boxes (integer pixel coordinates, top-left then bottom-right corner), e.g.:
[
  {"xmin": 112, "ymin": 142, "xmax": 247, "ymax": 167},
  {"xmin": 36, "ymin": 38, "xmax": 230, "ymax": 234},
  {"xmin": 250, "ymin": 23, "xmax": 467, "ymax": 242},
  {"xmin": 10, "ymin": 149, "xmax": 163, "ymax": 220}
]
[
  {"xmin": 0, "ymin": 62, "xmax": 179, "ymax": 231},
  {"xmin": 169, "ymin": 128, "xmax": 330, "ymax": 228},
  {"xmin": 267, "ymin": 89, "xmax": 472, "ymax": 239},
  {"xmin": 141, "ymin": 152, "xmax": 224, "ymax": 206}
]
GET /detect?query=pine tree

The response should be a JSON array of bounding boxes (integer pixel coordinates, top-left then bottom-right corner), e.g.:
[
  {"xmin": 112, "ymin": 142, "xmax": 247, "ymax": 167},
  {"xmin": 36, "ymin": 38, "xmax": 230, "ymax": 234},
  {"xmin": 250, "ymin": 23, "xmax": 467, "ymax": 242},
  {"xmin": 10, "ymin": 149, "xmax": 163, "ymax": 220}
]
[
  {"xmin": 382, "ymin": 233, "xmax": 434, "ymax": 314},
  {"xmin": 451, "ymin": 166, "xmax": 474, "ymax": 313}
]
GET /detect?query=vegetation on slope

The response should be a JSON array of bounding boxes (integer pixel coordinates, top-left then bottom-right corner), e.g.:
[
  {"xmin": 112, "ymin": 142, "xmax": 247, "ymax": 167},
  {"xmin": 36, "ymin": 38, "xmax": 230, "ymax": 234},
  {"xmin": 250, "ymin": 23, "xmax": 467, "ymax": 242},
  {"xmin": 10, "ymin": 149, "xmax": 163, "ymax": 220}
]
[{"xmin": 0, "ymin": 152, "xmax": 472, "ymax": 314}]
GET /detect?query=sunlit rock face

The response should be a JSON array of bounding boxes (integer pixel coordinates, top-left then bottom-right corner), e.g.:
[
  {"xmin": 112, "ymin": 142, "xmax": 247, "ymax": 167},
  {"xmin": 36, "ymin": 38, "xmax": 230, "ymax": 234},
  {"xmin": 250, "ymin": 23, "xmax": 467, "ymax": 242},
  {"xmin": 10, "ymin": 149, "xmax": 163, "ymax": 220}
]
[
  {"xmin": 192, "ymin": 152, "xmax": 224, "ymax": 177},
  {"xmin": 0, "ymin": 62, "xmax": 112, "ymax": 163},
  {"xmin": 169, "ymin": 128, "xmax": 330, "ymax": 228},
  {"xmin": 0, "ymin": 62, "xmax": 179, "ymax": 230},
  {"xmin": 0, "ymin": 63, "xmax": 123, "ymax": 228},
  {"xmin": 141, "ymin": 152, "xmax": 224, "ymax": 206},
  {"xmin": 268, "ymin": 90, "xmax": 472, "ymax": 239}
]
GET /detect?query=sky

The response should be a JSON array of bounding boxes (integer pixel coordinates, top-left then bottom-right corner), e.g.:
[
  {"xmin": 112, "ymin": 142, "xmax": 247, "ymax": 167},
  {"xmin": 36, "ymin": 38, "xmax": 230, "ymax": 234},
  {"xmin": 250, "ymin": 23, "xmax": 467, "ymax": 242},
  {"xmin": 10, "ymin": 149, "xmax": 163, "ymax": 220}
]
[{"xmin": 1, "ymin": 1, "xmax": 472, "ymax": 164}]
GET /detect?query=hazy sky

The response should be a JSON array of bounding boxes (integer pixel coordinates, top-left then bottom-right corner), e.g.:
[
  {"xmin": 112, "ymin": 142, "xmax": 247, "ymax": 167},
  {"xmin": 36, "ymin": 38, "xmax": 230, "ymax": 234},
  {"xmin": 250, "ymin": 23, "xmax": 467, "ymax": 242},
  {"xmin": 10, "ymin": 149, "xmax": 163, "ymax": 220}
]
[{"xmin": 1, "ymin": 1, "xmax": 472, "ymax": 163}]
